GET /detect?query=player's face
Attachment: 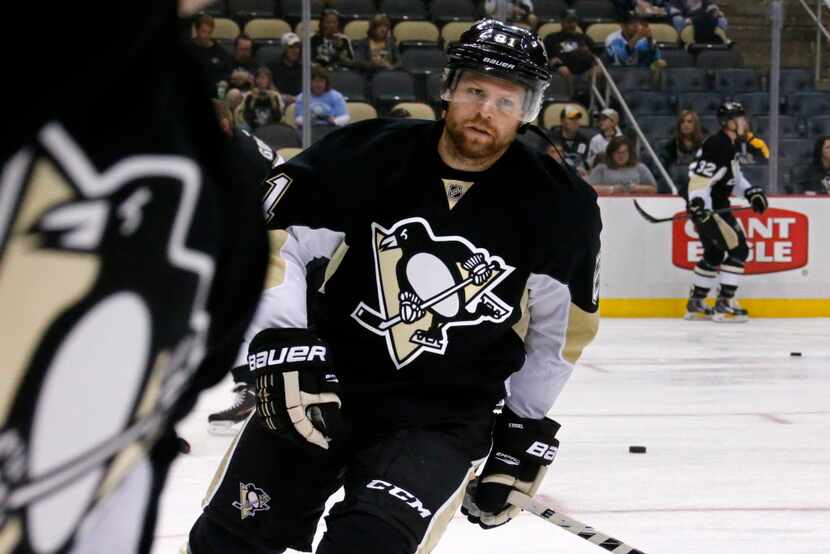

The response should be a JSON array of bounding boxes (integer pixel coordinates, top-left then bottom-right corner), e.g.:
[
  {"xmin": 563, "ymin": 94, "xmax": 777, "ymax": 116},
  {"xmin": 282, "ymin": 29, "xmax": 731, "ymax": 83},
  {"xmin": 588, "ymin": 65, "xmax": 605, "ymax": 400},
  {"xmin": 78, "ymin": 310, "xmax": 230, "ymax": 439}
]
[{"xmin": 444, "ymin": 71, "xmax": 526, "ymax": 160}]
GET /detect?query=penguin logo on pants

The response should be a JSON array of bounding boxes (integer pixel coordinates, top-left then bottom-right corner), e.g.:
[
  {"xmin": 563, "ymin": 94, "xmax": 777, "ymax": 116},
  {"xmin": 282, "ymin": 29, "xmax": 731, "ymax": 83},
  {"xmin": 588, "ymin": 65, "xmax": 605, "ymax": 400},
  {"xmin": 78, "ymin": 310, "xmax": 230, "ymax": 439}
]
[{"xmin": 352, "ymin": 217, "xmax": 514, "ymax": 369}]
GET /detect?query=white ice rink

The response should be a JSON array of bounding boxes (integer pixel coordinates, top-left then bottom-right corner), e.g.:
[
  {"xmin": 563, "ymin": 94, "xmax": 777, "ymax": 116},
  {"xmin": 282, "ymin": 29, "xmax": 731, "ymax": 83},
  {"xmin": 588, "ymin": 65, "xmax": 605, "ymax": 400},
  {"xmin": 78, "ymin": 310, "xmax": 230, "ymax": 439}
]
[{"xmin": 152, "ymin": 318, "xmax": 830, "ymax": 554}]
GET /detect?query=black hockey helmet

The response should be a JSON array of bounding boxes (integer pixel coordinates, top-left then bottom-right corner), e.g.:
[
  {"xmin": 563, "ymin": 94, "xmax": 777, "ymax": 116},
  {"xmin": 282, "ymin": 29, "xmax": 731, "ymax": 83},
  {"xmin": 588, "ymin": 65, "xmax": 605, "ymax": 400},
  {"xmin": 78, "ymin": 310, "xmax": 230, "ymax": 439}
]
[
  {"xmin": 443, "ymin": 19, "xmax": 552, "ymax": 123},
  {"xmin": 717, "ymin": 101, "xmax": 746, "ymax": 125}
]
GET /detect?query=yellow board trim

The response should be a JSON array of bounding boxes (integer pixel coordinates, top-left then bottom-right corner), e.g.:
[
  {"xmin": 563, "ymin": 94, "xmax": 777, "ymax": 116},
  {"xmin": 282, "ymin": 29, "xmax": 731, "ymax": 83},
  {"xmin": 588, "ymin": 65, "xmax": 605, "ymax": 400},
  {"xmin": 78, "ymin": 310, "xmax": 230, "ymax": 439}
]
[{"xmin": 600, "ymin": 298, "xmax": 830, "ymax": 318}]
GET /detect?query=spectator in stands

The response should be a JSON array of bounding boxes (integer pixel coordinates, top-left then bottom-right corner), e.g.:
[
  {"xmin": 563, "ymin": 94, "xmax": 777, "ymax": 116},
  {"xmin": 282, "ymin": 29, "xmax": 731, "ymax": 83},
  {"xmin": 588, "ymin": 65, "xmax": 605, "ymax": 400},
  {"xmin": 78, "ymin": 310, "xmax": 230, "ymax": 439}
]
[
  {"xmin": 667, "ymin": 0, "xmax": 729, "ymax": 44},
  {"xmin": 605, "ymin": 13, "xmax": 667, "ymax": 84},
  {"xmin": 236, "ymin": 67, "xmax": 285, "ymax": 131},
  {"xmin": 659, "ymin": 110, "xmax": 705, "ymax": 168},
  {"xmin": 612, "ymin": 0, "xmax": 668, "ymax": 18},
  {"xmin": 311, "ymin": 9, "xmax": 356, "ymax": 70},
  {"xmin": 270, "ymin": 32, "xmax": 302, "ymax": 103},
  {"xmin": 587, "ymin": 108, "xmax": 623, "ymax": 168},
  {"xmin": 588, "ymin": 136, "xmax": 658, "ymax": 193},
  {"xmin": 484, "ymin": 0, "xmax": 538, "ymax": 30},
  {"xmin": 548, "ymin": 106, "xmax": 592, "ymax": 173},
  {"xmin": 353, "ymin": 14, "xmax": 400, "ymax": 73},
  {"xmin": 548, "ymin": 140, "xmax": 589, "ymax": 179},
  {"xmin": 294, "ymin": 65, "xmax": 350, "ymax": 128},
  {"xmin": 792, "ymin": 136, "xmax": 830, "ymax": 194},
  {"xmin": 188, "ymin": 14, "xmax": 232, "ymax": 93},
  {"xmin": 545, "ymin": 10, "xmax": 596, "ymax": 81},
  {"xmin": 231, "ymin": 34, "xmax": 257, "ymax": 76},
  {"xmin": 225, "ymin": 88, "xmax": 245, "ymax": 117}
]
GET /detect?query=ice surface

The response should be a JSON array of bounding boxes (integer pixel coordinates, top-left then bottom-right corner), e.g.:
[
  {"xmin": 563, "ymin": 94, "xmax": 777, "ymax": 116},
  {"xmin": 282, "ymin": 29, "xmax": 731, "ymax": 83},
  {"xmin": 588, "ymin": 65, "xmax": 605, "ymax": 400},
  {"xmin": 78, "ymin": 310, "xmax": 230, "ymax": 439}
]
[{"xmin": 152, "ymin": 318, "xmax": 830, "ymax": 554}]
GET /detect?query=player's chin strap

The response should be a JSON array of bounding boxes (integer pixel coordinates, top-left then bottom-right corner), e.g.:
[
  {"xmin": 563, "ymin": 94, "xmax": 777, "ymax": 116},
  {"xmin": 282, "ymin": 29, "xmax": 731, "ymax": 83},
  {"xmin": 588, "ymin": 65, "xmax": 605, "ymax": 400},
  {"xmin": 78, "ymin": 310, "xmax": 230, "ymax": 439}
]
[{"xmin": 517, "ymin": 124, "xmax": 584, "ymax": 190}]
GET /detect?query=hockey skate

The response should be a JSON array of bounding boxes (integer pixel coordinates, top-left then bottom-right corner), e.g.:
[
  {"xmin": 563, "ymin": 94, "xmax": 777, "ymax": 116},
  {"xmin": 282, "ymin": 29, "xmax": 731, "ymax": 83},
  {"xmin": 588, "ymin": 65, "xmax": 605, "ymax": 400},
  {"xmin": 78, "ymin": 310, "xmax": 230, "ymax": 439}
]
[
  {"xmin": 713, "ymin": 297, "xmax": 749, "ymax": 323},
  {"xmin": 208, "ymin": 383, "xmax": 255, "ymax": 435},
  {"xmin": 684, "ymin": 298, "xmax": 714, "ymax": 321}
]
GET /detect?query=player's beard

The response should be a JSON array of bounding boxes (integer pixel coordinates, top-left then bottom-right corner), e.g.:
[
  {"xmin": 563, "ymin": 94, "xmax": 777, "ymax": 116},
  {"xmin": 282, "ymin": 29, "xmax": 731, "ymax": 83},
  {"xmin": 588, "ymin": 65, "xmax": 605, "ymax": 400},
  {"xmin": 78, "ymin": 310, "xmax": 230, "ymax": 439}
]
[{"xmin": 444, "ymin": 112, "xmax": 516, "ymax": 161}]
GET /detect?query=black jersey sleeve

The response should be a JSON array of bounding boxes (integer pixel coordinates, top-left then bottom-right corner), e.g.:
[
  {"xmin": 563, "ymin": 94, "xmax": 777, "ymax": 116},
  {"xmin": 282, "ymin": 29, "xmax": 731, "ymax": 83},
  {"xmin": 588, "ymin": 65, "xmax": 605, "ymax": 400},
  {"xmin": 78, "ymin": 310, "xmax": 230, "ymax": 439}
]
[{"xmin": 688, "ymin": 133, "xmax": 735, "ymax": 206}]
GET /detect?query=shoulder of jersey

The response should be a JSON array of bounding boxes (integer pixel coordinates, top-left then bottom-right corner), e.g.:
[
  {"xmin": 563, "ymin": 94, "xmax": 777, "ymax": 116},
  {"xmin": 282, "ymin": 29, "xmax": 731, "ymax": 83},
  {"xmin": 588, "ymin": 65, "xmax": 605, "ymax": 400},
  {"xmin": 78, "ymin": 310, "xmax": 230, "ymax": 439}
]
[{"xmin": 511, "ymin": 137, "xmax": 598, "ymax": 207}]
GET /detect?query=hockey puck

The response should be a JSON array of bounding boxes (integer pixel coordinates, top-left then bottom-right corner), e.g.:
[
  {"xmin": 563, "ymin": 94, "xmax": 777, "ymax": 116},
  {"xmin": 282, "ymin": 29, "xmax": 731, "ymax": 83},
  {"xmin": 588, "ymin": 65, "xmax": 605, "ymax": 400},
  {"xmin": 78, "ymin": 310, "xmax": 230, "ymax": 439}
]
[
  {"xmin": 790, "ymin": 352, "xmax": 802, "ymax": 357},
  {"xmin": 177, "ymin": 436, "xmax": 191, "ymax": 454},
  {"xmin": 628, "ymin": 446, "xmax": 647, "ymax": 454}
]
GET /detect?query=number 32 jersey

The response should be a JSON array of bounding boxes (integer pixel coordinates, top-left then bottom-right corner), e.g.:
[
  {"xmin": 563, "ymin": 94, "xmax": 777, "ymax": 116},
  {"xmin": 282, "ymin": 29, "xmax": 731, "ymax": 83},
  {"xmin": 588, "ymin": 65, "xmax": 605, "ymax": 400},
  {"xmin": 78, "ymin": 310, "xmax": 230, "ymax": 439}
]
[
  {"xmin": 260, "ymin": 119, "xmax": 602, "ymax": 430},
  {"xmin": 688, "ymin": 130, "xmax": 753, "ymax": 209}
]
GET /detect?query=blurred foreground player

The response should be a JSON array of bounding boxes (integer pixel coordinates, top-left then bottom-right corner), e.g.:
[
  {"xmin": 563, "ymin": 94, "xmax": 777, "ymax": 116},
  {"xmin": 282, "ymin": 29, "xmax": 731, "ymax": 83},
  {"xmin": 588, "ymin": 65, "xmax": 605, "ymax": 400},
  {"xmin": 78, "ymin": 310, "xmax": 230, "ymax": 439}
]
[
  {"xmin": 684, "ymin": 101, "xmax": 768, "ymax": 322},
  {"xmin": 0, "ymin": 2, "xmax": 268, "ymax": 552},
  {"xmin": 188, "ymin": 19, "xmax": 602, "ymax": 554}
]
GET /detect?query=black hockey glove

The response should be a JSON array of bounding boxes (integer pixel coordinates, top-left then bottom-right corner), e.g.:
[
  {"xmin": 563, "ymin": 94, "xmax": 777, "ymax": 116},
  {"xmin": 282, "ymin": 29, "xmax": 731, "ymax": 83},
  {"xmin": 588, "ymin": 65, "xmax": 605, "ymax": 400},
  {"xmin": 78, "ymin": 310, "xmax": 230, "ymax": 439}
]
[
  {"xmin": 745, "ymin": 186, "xmax": 768, "ymax": 213},
  {"xmin": 249, "ymin": 328, "xmax": 343, "ymax": 451},
  {"xmin": 687, "ymin": 197, "xmax": 729, "ymax": 250},
  {"xmin": 687, "ymin": 197, "xmax": 712, "ymax": 224},
  {"xmin": 461, "ymin": 407, "xmax": 560, "ymax": 529}
]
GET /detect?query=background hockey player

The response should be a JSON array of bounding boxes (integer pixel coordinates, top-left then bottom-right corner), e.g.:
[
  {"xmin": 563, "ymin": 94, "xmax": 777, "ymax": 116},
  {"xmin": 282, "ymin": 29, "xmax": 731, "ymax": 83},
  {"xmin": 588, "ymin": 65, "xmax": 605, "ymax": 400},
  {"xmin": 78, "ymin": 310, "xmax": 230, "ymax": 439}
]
[
  {"xmin": 0, "ymin": 1, "xmax": 268, "ymax": 552},
  {"xmin": 684, "ymin": 101, "xmax": 769, "ymax": 322},
  {"xmin": 187, "ymin": 19, "xmax": 602, "ymax": 554}
]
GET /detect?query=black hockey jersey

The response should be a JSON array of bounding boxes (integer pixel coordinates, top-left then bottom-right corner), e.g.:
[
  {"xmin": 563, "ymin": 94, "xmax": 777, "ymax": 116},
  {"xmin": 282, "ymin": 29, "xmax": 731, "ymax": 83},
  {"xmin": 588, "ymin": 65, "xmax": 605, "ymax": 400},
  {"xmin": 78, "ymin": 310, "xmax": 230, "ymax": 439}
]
[
  {"xmin": 0, "ymin": 3, "xmax": 268, "ymax": 552},
  {"xmin": 263, "ymin": 118, "xmax": 601, "ymax": 432},
  {"xmin": 688, "ymin": 130, "xmax": 754, "ymax": 209}
]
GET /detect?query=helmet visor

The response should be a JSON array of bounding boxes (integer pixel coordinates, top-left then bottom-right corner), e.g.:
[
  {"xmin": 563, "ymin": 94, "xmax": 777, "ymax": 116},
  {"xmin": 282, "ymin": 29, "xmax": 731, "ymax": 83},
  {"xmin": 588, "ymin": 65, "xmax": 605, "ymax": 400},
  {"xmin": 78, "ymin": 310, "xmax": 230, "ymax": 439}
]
[{"xmin": 441, "ymin": 68, "xmax": 543, "ymax": 124}]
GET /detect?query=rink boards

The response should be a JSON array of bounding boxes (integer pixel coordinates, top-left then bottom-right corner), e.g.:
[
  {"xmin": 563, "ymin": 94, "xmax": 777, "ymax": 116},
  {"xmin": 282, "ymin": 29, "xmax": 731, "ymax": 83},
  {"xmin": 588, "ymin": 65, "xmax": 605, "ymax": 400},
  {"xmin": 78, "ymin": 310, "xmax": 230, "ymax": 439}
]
[{"xmin": 597, "ymin": 195, "xmax": 830, "ymax": 317}]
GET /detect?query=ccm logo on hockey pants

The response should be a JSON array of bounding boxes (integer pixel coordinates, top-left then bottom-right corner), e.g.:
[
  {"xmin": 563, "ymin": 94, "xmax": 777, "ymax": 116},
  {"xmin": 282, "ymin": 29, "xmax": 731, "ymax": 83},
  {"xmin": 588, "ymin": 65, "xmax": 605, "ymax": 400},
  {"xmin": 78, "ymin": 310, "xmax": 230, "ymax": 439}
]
[{"xmin": 365, "ymin": 479, "xmax": 432, "ymax": 518}]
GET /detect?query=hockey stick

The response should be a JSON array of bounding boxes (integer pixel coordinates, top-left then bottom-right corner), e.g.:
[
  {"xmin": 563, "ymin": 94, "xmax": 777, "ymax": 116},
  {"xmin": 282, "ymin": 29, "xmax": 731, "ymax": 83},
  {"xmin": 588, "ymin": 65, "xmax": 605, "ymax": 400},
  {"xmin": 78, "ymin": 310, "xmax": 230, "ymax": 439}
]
[
  {"xmin": 633, "ymin": 199, "xmax": 753, "ymax": 224},
  {"xmin": 508, "ymin": 491, "xmax": 647, "ymax": 554},
  {"xmin": 353, "ymin": 261, "xmax": 501, "ymax": 332}
]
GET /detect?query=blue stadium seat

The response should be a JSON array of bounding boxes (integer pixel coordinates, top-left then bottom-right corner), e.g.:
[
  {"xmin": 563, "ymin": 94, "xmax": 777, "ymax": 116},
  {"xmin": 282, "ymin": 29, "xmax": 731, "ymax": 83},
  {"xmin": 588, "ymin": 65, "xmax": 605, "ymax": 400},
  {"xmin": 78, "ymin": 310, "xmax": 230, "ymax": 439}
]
[
  {"xmin": 382, "ymin": 0, "xmax": 428, "ymax": 20},
  {"xmin": 332, "ymin": 0, "xmax": 377, "ymax": 20},
  {"xmin": 740, "ymin": 164, "xmax": 770, "ymax": 189},
  {"xmin": 659, "ymin": 49, "xmax": 695, "ymax": 68},
  {"xmin": 400, "ymin": 48, "xmax": 447, "ymax": 76},
  {"xmin": 254, "ymin": 45, "xmax": 283, "ymax": 67},
  {"xmin": 329, "ymin": 70, "xmax": 368, "ymax": 102},
  {"xmin": 677, "ymin": 92, "xmax": 722, "ymax": 115},
  {"xmin": 608, "ymin": 67, "xmax": 654, "ymax": 92},
  {"xmin": 534, "ymin": 0, "xmax": 570, "ymax": 21},
  {"xmin": 777, "ymin": 138, "xmax": 814, "ymax": 165},
  {"xmin": 806, "ymin": 115, "xmax": 830, "ymax": 138},
  {"xmin": 425, "ymin": 72, "xmax": 443, "ymax": 106},
  {"xmin": 229, "ymin": 0, "xmax": 276, "ymax": 20},
  {"xmin": 663, "ymin": 68, "xmax": 708, "ymax": 94},
  {"xmin": 787, "ymin": 92, "xmax": 830, "ymax": 118},
  {"xmin": 734, "ymin": 92, "xmax": 771, "ymax": 116},
  {"xmin": 637, "ymin": 115, "xmax": 678, "ymax": 141},
  {"xmin": 779, "ymin": 68, "xmax": 815, "ymax": 95},
  {"xmin": 371, "ymin": 70, "xmax": 418, "ymax": 105},
  {"xmin": 254, "ymin": 123, "xmax": 300, "ymax": 149},
  {"xmin": 714, "ymin": 68, "xmax": 760, "ymax": 94},
  {"xmin": 576, "ymin": 0, "xmax": 619, "ymax": 23},
  {"xmin": 627, "ymin": 92, "xmax": 674, "ymax": 115},
  {"xmin": 752, "ymin": 115, "xmax": 801, "ymax": 138},
  {"xmin": 700, "ymin": 115, "xmax": 719, "ymax": 135},
  {"xmin": 696, "ymin": 48, "xmax": 743, "ymax": 68},
  {"xmin": 429, "ymin": 0, "xmax": 479, "ymax": 24},
  {"xmin": 543, "ymin": 74, "xmax": 572, "ymax": 101},
  {"xmin": 279, "ymin": 0, "xmax": 323, "ymax": 20}
]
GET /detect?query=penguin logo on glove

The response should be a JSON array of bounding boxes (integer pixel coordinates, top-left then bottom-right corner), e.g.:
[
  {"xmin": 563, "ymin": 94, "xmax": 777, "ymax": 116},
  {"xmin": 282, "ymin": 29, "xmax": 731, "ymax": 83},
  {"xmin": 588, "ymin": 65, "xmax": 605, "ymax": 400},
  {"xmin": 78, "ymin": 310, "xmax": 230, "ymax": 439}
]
[{"xmin": 352, "ymin": 217, "xmax": 514, "ymax": 369}]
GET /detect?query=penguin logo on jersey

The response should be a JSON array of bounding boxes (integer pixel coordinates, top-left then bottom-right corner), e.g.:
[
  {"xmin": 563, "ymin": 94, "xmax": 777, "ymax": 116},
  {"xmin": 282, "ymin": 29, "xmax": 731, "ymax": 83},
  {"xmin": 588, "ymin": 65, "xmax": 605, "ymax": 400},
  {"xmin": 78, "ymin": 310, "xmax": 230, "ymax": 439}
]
[
  {"xmin": 233, "ymin": 482, "xmax": 271, "ymax": 519},
  {"xmin": 352, "ymin": 217, "xmax": 514, "ymax": 369}
]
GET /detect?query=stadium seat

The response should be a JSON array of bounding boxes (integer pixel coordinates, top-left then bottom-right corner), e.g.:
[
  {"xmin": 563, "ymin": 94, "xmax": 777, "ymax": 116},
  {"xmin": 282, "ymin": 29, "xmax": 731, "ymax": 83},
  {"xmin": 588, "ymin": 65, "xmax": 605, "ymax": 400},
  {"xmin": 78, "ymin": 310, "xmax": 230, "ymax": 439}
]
[
  {"xmin": 294, "ymin": 19, "xmax": 319, "ymax": 38},
  {"xmin": 696, "ymin": 48, "xmax": 743, "ymax": 68},
  {"xmin": 371, "ymin": 70, "xmax": 418, "ymax": 104},
  {"xmin": 779, "ymin": 68, "xmax": 815, "ymax": 95},
  {"xmin": 347, "ymin": 102, "xmax": 379, "ymax": 122},
  {"xmin": 608, "ymin": 67, "xmax": 654, "ymax": 92},
  {"xmin": 734, "ymin": 92, "xmax": 771, "ymax": 116},
  {"xmin": 199, "ymin": 0, "xmax": 226, "ymax": 16},
  {"xmin": 533, "ymin": 0, "xmax": 570, "ymax": 22},
  {"xmin": 211, "ymin": 18, "xmax": 241, "ymax": 40},
  {"xmin": 228, "ymin": 0, "xmax": 276, "ymax": 20},
  {"xmin": 280, "ymin": 0, "xmax": 323, "ymax": 21},
  {"xmin": 244, "ymin": 18, "xmax": 292, "ymax": 42},
  {"xmin": 752, "ymin": 115, "xmax": 801, "ymax": 138},
  {"xmin": 585, "ymin": 23, "xmax": 619, "ymax": 45},
  {"xmin": 638, "ymin": 115, "xmax": 679, "ymax": 141},
  {"xmin": 676, "ymin": 92, "xmax": 722, "ymax": 115},
  {"xmin": 576, "ymin": 0, "xmax": 619, "ymax": 23},
  {"xmin": 659, "ymin": 48, "xmax": 695, "ymax": 68},
  {"xmin": 343, "ymin": 20, "xmax": 370, "ymax": 41},
  {"xmin": 383, "ymin": 0, "xmax": 428, "ymax": 21},
  {"xmin": 332, "ymin": 0, "xmax": 376, "ymax": 20},
  {"xmin": 425, "ymin": 72, "xmax": 444, "ymax": 105},
  {"xmin": 649, "ymin": 24, "xmax": 679, "ymax": 44},
  {"xmin": 699, "ymin": 115, "xmax": 718, "ymax": 134},
  {"xmin": 628, "ymin": 92, "xmax": 674, "ymax": 115},
  {"xmin": 777, "ymin": 138, "xmax": 814, "ymax": 165},
  {"xmin": 393, "ymin": 21, "xmax": 440, "ymax": 46},
  {"xmin": 311, "ymin": 125, "xmax": 336, "ymax": 143},
  {"xmin": 537, "ymin": 22, "xmax": 563, "ymax": 42},
  {"xmin": 400, "ymin": 48, "xmax": 447, "ymax": 75},
  {"xmin": 662, "ymin": 68, "xmax": 709, "ymax": 94},
  {"xmin": 740, "ymin": 164, "xmax": 770, "ymax": 189},
  {"xmin": 430, "ymin": 0, "xmax": 479, "ymax": 24},
  {"xmin": 441, "ymin": 21, "xmax": 475, "ymax": 49},
  {"xmin": 542, "ymin": 103, "xmax": 589, "ymax": 129},
  {"xmin": 667, "ymin": 163, "xmax": 691, "ymax": 195},
  {"xmin": 714, "ymin": 68, "xmax": 761, "ymax": 94},
  {"xmin": 543, "ymin": 74, "xmax": 572, "ymax": 101},
  {"xmin": 391, "ymin": 102, "xmax": 436, "ymax": 120},
  {"xmin": 254, "ymin": 45, "xmax": 283, "ymax": 67},
  {"xmin": 277, "ymin": 147, "xmax": 303, "ymax": 160},
  {"xmin": 254, "ymin": 123, "xmax": 300, "ymax": 149},
  {"xmin": 329, "ymin": 70, "xmax": 368, "ymax": 102},
  {"xmin": 806, "ymin": 115, "xmax": 830, "ymax": 138},
  {"xmin": 787, "ymin": 92, "xmax": 830, "ymax": 118},
  {"xmin": 283, "ymin": 102, "xmax": 296, "ymax": 127}
]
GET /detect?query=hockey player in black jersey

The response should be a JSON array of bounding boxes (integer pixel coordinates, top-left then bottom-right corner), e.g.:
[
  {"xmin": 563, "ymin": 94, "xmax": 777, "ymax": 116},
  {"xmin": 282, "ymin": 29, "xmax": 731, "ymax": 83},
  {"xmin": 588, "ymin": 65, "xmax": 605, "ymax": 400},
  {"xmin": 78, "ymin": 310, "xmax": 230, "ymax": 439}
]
[
  {"xmin": 684, "ymin": 101, "xmax": 769, "ymax": 322},
  {"xmin": 0, "ymin": 2, "xmax": 268, "ymax": 553},
  {"xmin": 188, "ymin": 19, "xmax": 602, "ymax": 554}
]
